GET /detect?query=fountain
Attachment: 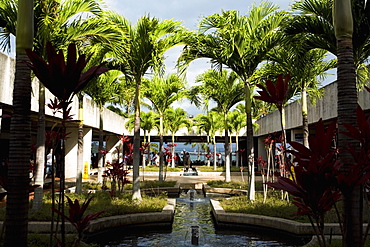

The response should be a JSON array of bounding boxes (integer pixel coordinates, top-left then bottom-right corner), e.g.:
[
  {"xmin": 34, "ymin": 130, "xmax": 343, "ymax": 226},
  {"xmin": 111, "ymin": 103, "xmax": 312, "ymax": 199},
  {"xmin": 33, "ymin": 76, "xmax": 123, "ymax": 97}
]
[
  {"xmin": 191, "ymin": 225, "xmax": 200, "ymax": 245},
  {"xmin": 87, "ymin": 186, "xmax": 310, "ymax": 246},
  {"xmin": 183, "ymin": 167, "xmax": 198, "ymax": 176}
]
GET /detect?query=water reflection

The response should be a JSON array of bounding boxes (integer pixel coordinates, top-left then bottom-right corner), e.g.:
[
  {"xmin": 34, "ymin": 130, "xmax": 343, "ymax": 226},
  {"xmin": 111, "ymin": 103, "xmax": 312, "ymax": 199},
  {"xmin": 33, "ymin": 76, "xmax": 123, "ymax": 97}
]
[{"xmin": 88, "ymin": 192, "xmax": 309, "ymax": 246}]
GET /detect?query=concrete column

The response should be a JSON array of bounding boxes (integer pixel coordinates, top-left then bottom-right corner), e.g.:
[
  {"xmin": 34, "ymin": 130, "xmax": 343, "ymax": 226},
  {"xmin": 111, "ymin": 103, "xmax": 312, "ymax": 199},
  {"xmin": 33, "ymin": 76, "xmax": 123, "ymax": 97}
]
[
  {"xmin": 65, "ymin": 126, "xmax": 78, "ymax": 178},
  {"xmin": 105, "ymin": 135, "xmax": 120, "ymax": 163},
  {"xmin": 83, "ymin": 128, "xmax": 93, "ymax": 174},
  {"xmin": 257, "ymin": 136, "xmax": 267, "ymax": 161}
]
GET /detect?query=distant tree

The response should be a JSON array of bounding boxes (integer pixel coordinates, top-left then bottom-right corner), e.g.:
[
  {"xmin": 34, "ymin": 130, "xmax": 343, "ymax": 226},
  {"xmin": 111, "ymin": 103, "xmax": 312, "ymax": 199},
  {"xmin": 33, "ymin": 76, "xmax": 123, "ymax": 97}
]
[
  {"xmin": 227, "ymin": 110, "xmax": 246, "ymax": 167},
  {"xmin": 164, "ymin": 108, "xmax": 191, "ymax": 168},
  {"xmin": 142, "ymin": 74, "xmax": 188, "ymax": 180},
  {"xmin": 194, "ymin": 69, "xmax": 244, "ymax": 182}
]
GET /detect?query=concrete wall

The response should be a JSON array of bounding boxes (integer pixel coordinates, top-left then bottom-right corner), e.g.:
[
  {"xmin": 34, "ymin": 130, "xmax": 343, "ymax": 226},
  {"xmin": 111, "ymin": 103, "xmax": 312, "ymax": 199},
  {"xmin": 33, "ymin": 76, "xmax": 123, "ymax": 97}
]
[
  {"xmin": 0, "ymin": 52, "xmax": 128, "ymax": 135},
  {"xmin": 254, "ymin": 82, "xmax": 339, "ymax": 136}
]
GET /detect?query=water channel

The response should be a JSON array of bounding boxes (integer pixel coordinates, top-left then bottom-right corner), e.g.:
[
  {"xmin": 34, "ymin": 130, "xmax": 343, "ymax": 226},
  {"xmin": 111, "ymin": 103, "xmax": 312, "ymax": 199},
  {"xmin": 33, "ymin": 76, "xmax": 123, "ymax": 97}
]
[{"xmin": 89, "ymin": 190, "xmax": 310, "ymax": 246}]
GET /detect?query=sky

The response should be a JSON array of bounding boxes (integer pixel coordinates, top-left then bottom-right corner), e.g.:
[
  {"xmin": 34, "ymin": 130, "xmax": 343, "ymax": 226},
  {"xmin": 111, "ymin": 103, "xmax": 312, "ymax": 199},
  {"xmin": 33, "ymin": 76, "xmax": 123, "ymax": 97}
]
[{"xmin": 102, "ymin": 0, "xmax": 336, "ymax": 116}]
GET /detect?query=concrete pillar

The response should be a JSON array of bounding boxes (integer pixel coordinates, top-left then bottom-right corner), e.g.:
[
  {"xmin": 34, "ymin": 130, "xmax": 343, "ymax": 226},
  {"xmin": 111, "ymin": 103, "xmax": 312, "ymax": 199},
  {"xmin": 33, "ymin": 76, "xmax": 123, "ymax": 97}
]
[
  {"xmin": 257, "ymin": 136, "xmax": 267, "ymax": 161},
  {"xmin": 106, "ymin": 135, "xmax": 120, "ymax": 163},
  {"xmin": 65, "ymin": 126, "xmax": 78, "ymax": 179},
  {"xmin": 83, "ymin": 128, "xmax": 93, "ymax": 174}
]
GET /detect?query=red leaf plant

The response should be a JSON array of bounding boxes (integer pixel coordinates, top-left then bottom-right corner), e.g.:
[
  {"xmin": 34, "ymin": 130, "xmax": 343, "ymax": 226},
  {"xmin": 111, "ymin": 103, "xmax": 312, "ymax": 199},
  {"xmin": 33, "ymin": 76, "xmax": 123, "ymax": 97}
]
[
  {"xmin": 104, "ymin": 160, "xmax": 131, "ymax": 193},
  {"xmin": 255, "ymin": 75, "xmax": 291, "ymax": 179},
  {"xmin": 26, "ymin": 42, "xmax": 108, "ymax": 103},
  {"xmin": 339, "ymin": 105, "xmax": 370, "ymax": 192},
  {"xmin": 267, "ymin": 119, "xmax": 341, "ymax": 247},
  {"xmin": 254, "ymin": 74, "xmax": 290, "ymax": 112},
  {"xmin": 53, "ymin": 194, "xmax": 104, "ymax": 245},
  {"xmin": 26, "ymin": 42, "xmax": 109, "ymax": 245}
]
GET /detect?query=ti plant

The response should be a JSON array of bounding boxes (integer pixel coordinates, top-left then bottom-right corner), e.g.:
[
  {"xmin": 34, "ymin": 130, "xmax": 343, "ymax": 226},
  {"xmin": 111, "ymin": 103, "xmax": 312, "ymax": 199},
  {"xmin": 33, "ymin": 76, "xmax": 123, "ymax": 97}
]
[
  {"xmin": 26, "ymin": 42, "xmax": 108, "ymax": 246},
  {"xmin": 254, "ymin": 74, "xmax": 290, "ymax": 177},
  {"xmin": 268, "ymin": 119, "xmax": 341, "ymax": 247},
  {"xmin": 53, "ymin": 194, "xmax": 104, "ymax": 246}
]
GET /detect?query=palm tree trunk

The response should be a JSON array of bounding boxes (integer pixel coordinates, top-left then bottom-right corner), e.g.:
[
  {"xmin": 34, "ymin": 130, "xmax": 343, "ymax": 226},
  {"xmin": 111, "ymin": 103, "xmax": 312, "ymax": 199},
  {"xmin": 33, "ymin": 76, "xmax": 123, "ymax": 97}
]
[
  {"xmin": 236, "ymin": 134, "xmax": 239, "ymax": 167},
  {"xmin": 302, "ymin": 87, "xmax": 309, "ymax": 148},
  {"xmin": 97, "ymin": 109, "xmax": 104, "ymax": 184},
  {"xmin": 132, "ymin": 80, "xmax": 142, "ymax": 200},
  {"xmin": 337, "ymin": 36, "xmax": 362, "ymax": 247},
  {"xmin": 158, "ymin": 114, "xmax": 164, "ymax": 181},
  {"xmin": 76, "ymin": 94, "xmax": 84, "ymax": 194},
  {"xmin": 334, "ymin": 1, "xmax": 362, "ymax": 245},
  {"xmin": 213, "ymin": 136, "xmax": 217, "ymax": 171},
  {"xmin": 5, "ymin": 0, "xmax": 34, "ymax": 245},
  {"xmin": 5, "ymin": 53, "xmax": 32, "ymax": 247},
  {"xmin": 32, "ymin": 82, "xmax": 45, "ymax": 211},
  {"xmin": 245, "ymin": 83, "xmax": 255, "ymax": 201},
  {"xmin": 224, "ymin": 129, "xmax": 231, "ymax": 182}
]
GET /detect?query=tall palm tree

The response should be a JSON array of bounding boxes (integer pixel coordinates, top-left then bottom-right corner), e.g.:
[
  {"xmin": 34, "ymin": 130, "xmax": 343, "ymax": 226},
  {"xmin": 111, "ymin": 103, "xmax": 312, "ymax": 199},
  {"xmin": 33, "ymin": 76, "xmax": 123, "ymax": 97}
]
[
  {"xmin": 288, "ymin": 1, "xmax": 365, "ymax": 244},
  {"xmin": 104, "ymin": 12, "xmax": 185, "ymax": 198},
  {"xmin": 254, "ymin": 40, "xmax": 336, "ymax": 147},
  {"xmin": 85, "ymin": 70, "xmax": 123, "ymax": 183},
  {"xmin": 164, "ymin": 107, "xmax": 191, "ymax": 168},
  {"xmin": 285, "ymin": 0, "xmax": 370, "ymax": 88},
  {"xmin": 194, "ymin": 69, "xmax": 244, "ymax": 182},
  {"xmin": 142, "ymin": 74, "xmax": 188, "ymax": 181},
  {"xmin": 179, "ymin": 3, "xmax": 287, "ymax": 198},
  {"xmin": 334, "ymin": 0, "xmax": 361, "ymax": 246},
  {"xmin": 227, "ymin": 110, "xmax": 246, "ymax": 167},
  {"xmin": 4, "ymin": 1, "xmax": 34, "ymax": 245}
]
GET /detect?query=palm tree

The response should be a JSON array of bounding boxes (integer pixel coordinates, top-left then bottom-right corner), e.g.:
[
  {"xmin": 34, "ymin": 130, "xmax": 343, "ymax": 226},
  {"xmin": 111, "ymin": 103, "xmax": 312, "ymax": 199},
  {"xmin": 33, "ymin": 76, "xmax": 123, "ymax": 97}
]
[
  {"xmin": 193, "ymin": 114, "xmax": 212, "ymax": 164},
  {"xmin": 334, "ymin": 1, "xmax": 361, "ymax": 246},
  {"xmin": 285, "ymin": 0, "xmax": 370, "ymax": 88},
  {"xmin": 227, "ymin": 110, "xmax": 246, "ymax": 167},
  {"xmin": 4, "ymin": 1, "xmax": 34, "ymax": 245},
  {"xmin": 179, "ymin": 3, "xmax": 287, "ymax": 198},
  {"xmin": 288, "ymin": 1, "xmax": 365, "ymax": 244},
  {"xmin": 142, "ymin": 74, "xmax": 188, "ymax": 181},
  {"xmin": 194, "ymin": 69, "xmax": 244, "ymax": 182},
  {"xmin": 254, "ymin": 40, "xmax": 336, "ymax": 147},
  {"xmin": 85, "ymin": 70, "xmax": 123, "ymax": 183},
  {"xmin": 164, "ymin": 108, "xmax": 191, "ymax": 168},
  {"xmin": 105, "ymin": 12, "xmax": 185, "ymax": 197},
  {"xmin": 193, "ymin": 112, "xmax": 223, "ymax": 169}
]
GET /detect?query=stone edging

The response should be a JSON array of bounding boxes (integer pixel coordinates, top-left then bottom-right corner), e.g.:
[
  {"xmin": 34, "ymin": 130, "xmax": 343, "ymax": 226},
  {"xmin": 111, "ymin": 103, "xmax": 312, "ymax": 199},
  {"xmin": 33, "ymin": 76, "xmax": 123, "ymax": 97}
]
[
  {"xmin": 0, "ymin": 198, "xmax": 175, "ymax": 234},
  {"xmin": 204, "ymin": 184, "xmax": 248, "ymax": 195},
  {"xmin": 210, "ymin": 199, "xmax": 343, "ymax": 235}
]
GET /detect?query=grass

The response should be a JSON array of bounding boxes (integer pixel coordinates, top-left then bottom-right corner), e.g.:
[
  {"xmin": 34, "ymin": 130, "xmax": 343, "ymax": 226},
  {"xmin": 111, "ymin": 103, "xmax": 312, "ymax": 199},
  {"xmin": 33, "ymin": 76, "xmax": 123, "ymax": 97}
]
[
  {"xmin": 143, "ymin": 165, "xmax": 182, "ymax": 172},
  {"xmin": 206, "ymin": 179, "xmax": 263, "ymax": 191},
  {"xmin": 82, "ymin": 180, "xmax": 177, "ymax": 191},
  {"xmin": 140, "ymin": 165, "xmax": 242, "ymax": 172},
  {"xmin": 0, "ymin": 181, "xmax": 170, "ymax": 221},
  {"xmin": 206, "ymin": 180, "xmax": 342, "ymax": 223}
]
